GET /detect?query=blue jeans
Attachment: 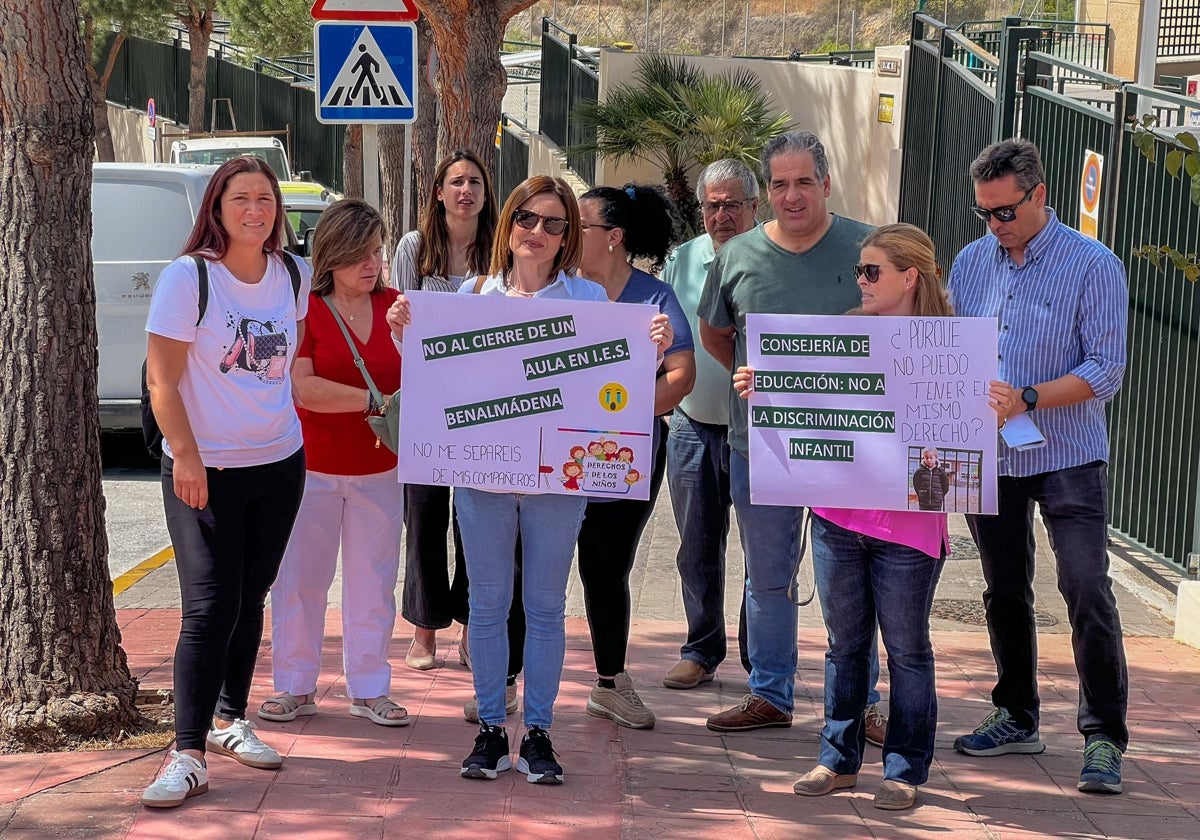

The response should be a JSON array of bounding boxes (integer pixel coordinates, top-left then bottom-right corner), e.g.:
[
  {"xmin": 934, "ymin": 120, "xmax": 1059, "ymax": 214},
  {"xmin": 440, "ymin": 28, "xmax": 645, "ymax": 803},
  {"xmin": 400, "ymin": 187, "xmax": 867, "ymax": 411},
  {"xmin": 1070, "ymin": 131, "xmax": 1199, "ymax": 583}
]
[
  {"xmin": 966, "ymin": 461, "xmax": 1128, "ymax": 749},
  {"xmin": 454, "ymin": 489, "xmax": 587, "ymax": 729},
  {"xmin": 810, "ymin": 514, "xmax": 944, "ymax": 785},
  {"xmin": 730, "ymin": 449, "xmax": 805, "ymax": 712},
  {"xmin": 667, "ymin": 410, "xmax": 737, "ymax": 672},
  {"xmin": 730, "ymin": 450, "xmax": 883, "ymax": 714}
]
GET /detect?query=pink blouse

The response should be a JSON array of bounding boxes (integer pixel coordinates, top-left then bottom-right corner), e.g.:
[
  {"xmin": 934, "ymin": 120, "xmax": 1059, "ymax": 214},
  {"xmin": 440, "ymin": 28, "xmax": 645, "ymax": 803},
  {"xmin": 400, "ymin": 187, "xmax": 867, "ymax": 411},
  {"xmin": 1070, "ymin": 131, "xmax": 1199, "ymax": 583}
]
[{"xmin": 811, "ymin": 507, "xmax": 949, "ymax": 560}]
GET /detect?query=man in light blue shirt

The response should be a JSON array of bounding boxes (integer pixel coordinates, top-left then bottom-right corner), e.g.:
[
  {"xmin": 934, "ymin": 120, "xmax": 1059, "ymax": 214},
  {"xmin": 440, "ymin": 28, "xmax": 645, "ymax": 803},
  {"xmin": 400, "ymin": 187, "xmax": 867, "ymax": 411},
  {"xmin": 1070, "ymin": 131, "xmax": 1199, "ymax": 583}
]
[
  {"xmin": 661, "ymin": 159, "xmax": 759, "ymax": 690},
  {"xmin": 948, "ymin": 139, "xmax": 1129, "ymax": 795}
]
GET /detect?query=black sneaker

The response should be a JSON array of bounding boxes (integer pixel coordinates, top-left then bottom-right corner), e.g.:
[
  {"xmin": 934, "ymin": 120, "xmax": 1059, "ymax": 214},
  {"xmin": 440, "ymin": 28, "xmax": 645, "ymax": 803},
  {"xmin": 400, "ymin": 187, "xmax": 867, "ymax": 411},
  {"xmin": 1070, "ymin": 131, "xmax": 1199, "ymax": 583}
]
[
  {"xmin": 460, "ymin": 723, "xmax": 511, "ymax": 780},
  {"xmin": 517, "ymin": 726, "xmax": 564, "ymax": 785}
]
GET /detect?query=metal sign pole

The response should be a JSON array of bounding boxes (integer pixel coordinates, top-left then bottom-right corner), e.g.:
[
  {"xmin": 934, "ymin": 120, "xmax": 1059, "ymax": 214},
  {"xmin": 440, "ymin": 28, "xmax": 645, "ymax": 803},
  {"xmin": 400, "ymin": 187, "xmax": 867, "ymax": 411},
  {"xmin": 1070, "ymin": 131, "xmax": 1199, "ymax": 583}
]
[
  {"xmin": 402, "ymin": 122, "xmax": 413, "ymax": 234},
  {"xmin": 363, "ymin": 123, "xmax": 381, "ymax": 209}
]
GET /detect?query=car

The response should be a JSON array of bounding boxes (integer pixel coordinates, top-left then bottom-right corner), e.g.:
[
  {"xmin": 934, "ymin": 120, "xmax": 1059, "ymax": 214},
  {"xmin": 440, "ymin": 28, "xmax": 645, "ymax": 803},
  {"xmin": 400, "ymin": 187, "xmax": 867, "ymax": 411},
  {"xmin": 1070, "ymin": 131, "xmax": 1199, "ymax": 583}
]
[
  {"xmin": 281, "ymin": 182, "xmax": 338, "ymax": 249},
  {"xmin": 170, "ymin": 136, "xmax": 293, "ymax": 181}
]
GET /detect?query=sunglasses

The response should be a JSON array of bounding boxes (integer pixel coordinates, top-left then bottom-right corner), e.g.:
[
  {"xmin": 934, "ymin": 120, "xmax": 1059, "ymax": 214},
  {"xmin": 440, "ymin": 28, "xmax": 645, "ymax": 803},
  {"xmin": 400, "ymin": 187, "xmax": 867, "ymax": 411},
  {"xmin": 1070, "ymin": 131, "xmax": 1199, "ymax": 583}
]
[
  {"xmin": 853, "ymin": 263, "xmax": 891, "ymax": 282},
  {"xmin": 970, "ymin": 184, "xmax": 1038, "ymax": 223},
  {"xmin": 513, "ymin": 208, "xmax": 568, "ymax": 236}
]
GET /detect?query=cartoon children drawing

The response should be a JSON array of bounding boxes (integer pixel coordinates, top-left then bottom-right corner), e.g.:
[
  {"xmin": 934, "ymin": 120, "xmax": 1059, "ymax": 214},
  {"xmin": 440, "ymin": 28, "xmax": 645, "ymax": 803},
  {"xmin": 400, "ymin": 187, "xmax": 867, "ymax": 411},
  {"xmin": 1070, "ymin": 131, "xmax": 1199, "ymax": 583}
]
[
  {"xmin": 586, "ymin": 440, "xmax": 605, "ymax": 460},
  {"xmin": 602, "ymin": 440, "xmax": 619, "ymax": 461},
  {"xmin": 624, "ymin": 468, "xmax": 642, "ymax": 487},
  {"xmin": 561, "ymin": 461, "xmax": 584, "ymax": 491},
  {"xmin": 616, "ymin": 447, "xmax": 634, "ymax": 464},
  {"xmin": 570, "ymin": 445, "xmax": 587, "ymax": 464}
]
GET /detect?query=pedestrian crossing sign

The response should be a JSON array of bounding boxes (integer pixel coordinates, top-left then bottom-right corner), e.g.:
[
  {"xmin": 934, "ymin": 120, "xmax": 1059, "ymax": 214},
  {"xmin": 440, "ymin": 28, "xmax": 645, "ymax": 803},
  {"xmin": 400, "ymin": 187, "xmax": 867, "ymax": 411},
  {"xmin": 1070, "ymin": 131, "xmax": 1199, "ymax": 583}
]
[{"xmin": 315, "ymin": 21, "xmax": 416, "ymax": 124}]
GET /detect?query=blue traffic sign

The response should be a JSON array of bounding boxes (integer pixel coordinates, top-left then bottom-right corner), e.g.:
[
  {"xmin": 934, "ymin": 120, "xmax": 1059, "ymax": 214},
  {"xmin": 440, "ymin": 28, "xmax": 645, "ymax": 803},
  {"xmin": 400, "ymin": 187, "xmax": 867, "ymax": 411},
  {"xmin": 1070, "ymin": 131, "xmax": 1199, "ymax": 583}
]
[{"xmin": 314, "ymin": 21, "xmax": 417, "ymax": 124}]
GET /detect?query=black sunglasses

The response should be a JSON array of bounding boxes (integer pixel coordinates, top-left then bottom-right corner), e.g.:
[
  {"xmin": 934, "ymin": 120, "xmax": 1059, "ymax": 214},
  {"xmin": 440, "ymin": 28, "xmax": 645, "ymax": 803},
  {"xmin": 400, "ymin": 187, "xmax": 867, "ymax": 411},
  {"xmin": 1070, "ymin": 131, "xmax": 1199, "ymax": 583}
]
[
  {"xmin": 513, "ymin": 208, "xmax": 568, "ymax": 236},
  {"xmin": 853, "ymin": 263, "xmax": 888, "ymax": 282},
  {"xmin": 971, "ymin": 184, "xmax": 1038, "ymax": 223}
]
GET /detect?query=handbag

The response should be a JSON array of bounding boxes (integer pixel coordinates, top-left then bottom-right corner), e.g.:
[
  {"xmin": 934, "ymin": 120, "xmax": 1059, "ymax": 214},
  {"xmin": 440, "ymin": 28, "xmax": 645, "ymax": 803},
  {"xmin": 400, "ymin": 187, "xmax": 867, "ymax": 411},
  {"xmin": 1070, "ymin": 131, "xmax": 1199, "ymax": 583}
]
[{"xmin": 322, "ymin": 296, "xmax": 401, "ymax": 454}]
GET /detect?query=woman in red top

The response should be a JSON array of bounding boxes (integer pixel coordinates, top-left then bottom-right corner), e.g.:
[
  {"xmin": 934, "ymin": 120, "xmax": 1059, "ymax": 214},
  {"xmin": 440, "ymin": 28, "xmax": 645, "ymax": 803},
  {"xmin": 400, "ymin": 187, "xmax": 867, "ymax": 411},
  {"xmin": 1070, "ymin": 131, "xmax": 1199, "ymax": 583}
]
[{"xmin": 259, "ymin": 199, "xmax": 408, "ymax": 726}]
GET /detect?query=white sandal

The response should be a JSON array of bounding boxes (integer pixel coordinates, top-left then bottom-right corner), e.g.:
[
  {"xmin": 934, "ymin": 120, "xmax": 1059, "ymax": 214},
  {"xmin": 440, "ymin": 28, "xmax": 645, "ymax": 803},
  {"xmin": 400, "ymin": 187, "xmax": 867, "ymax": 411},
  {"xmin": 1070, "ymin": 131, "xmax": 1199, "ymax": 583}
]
[
  {"xmin": 257, "ymin": 692, "xmax": 317, "ymax": 722},
  {"xmin": 350, "ymin": 697, "xmax": 410, "ymax": 727}
]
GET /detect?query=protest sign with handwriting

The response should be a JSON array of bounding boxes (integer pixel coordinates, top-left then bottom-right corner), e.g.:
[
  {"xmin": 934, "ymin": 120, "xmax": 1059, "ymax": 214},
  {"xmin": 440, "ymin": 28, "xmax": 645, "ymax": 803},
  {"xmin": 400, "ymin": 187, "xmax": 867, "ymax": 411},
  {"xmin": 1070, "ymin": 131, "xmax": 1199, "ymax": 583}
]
[{"xmin": 747, "ymin": 314, "xmax": 999, "ymax": 513}]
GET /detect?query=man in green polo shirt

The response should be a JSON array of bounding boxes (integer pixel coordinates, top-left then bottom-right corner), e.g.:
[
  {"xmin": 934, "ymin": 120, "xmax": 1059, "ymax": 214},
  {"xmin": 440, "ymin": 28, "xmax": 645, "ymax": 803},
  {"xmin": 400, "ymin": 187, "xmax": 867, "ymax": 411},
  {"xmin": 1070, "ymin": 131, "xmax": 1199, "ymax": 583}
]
[{"xmin": 698, "ymin": 130, "xmax": 875, "ymax": 733}]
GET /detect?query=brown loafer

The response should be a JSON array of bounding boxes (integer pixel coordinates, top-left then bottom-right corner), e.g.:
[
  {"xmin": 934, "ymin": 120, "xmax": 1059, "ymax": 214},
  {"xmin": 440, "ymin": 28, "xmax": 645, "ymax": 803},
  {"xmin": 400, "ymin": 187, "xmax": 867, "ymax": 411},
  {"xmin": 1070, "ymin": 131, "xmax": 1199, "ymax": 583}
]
[
  {"xmin": 663, "ymin": 659, "xmax": 715, "ymax": 690},
  {"xmin": 864, "ymin": 702, "xmax": 888, "ymax": 747},
  {"xmin": 706, "ymin": 694, "xmax": 792, "ymax": 732},
  {"xmin": 793, "ymin": 766, "xmax": 858, "ymax": 797},
  {"xmin": 874, "ymin": 780, "xmax": 918, "ymax": 810}
]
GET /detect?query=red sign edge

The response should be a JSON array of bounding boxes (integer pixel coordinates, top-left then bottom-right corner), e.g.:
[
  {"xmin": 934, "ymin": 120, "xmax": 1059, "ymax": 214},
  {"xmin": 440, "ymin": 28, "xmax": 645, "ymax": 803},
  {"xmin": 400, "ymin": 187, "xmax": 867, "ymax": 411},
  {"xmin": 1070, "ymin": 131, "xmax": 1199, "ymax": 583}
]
[{"xmin": 310, "ymin": 0, "xmax": 418, "ymax": 22}]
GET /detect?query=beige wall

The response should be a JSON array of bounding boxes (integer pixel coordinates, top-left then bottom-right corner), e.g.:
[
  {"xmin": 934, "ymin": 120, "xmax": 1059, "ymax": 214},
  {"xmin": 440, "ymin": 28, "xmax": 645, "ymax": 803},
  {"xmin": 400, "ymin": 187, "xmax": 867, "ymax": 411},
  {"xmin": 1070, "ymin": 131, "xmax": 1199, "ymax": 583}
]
[
  {"xmin": 1079, "ymin": 0, "xmax": 1146, "ymax": 78},
  {"xmin": 102, "ymin": 103, "xmax": 187, "ymax": 163},
  {"xmin": 588, "ymin": 48, "xmax": 906, "ymax": 227}
]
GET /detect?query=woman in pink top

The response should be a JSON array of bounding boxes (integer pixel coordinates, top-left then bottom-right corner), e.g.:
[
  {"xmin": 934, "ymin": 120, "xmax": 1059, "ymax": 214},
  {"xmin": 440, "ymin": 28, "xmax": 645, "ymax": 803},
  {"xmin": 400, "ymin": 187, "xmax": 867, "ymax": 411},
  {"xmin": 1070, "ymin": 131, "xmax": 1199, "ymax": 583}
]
[{"xmin": 734, "ymin": 224, "xmax": 966, "ymax": 811}]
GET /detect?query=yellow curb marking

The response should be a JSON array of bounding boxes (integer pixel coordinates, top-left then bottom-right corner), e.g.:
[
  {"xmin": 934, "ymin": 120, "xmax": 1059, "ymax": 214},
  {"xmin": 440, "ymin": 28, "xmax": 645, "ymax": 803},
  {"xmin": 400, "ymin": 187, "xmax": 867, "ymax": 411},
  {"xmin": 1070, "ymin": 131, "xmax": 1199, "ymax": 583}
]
[{"xmin": 112, "ymin": 546, "xmax": 175, "ymax": 596}]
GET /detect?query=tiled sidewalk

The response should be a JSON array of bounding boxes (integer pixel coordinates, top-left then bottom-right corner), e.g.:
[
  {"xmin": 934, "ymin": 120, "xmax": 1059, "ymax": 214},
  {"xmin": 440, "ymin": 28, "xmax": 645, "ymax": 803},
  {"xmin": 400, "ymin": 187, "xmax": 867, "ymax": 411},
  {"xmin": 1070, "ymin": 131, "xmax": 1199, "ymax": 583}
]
[{"xmin": 3, "ymin": 610, "xmax": 1199, "ymax": 839}]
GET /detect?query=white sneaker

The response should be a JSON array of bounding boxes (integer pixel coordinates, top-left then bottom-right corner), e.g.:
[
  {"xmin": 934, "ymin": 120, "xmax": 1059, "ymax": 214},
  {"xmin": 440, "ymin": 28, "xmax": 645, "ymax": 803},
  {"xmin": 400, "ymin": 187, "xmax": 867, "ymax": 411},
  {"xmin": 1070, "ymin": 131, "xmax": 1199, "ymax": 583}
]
[
  {"xmin": 140, "ymin": 750, "xmax": 208, "ymax": 808},
  {"xmin": 206, "ymin": 718, "xmax": 283, "ymax": 769}
]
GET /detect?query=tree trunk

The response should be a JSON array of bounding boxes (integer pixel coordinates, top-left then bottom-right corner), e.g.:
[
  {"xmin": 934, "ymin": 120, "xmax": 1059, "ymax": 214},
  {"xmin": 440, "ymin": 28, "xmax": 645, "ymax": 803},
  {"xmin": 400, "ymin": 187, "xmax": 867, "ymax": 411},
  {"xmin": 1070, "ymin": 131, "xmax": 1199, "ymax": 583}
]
[
  {"xmin": 343, "ymin": 124, "xmax": 363, "ymax": 199},
  {"xmin": 83, "ymin": 22, "xmax": 126, "ymax": 163},
  {"xmin": 422, "ymin": 0, "xmax": 537, "ymax": 182},
  {"xmin": 181, "ymin": 4, "xmax": 214, "ymax": 131},
  {"xmin": 0, "ymin": 0, "xmax": 140, "ymax": 750},
  {"xmin": 379, "ymin": 14, "xmax": 437, "ymax": 252}
]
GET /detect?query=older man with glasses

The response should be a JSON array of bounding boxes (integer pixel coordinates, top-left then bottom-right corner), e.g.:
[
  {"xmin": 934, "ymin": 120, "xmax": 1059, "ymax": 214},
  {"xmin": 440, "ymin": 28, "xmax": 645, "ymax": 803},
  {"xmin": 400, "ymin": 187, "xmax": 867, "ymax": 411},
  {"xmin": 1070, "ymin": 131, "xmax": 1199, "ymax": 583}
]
[
  {"xmin": 948, "ymin": 138, "xmax": 1130, "ymax": 795},
  {"xmin": 660, "ymin": 159, "xmax": 759, "ymax": 692}
]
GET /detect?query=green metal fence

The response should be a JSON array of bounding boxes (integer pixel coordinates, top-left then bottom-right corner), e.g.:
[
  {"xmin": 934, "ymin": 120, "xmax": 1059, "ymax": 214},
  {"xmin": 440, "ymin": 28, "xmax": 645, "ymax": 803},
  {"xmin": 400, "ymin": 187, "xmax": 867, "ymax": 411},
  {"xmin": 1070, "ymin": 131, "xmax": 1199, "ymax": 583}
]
[
  {"xmin": 101, "ymin": 33, "xmax": 346, "ymax": 192},
  {"xmin": 498, "ymin": 114, "xmax": 531, "ymax": 205},
  {"xmin": 901, "ymin": 14, "xmax": 1200, "ymax": 574},
  {"xmin": 1107, "ymin": 84, "xmax": 1200, "ymax": 572}
]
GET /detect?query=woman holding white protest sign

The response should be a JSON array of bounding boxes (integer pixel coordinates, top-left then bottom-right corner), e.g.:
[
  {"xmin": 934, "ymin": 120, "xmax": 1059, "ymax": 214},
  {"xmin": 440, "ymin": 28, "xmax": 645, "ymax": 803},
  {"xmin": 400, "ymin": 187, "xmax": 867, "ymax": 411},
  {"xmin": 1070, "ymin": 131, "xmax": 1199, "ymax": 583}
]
[
  {"xmin": 733, "ymin": 223, "xmax": 966, "ymax": 811},
  {"xmin": 387, "ymin": 175, "xmax": 671, "ymax": 786},
  {"xmin": 574, "ymin": 183, "xmax": 694, "ymax": 729}
]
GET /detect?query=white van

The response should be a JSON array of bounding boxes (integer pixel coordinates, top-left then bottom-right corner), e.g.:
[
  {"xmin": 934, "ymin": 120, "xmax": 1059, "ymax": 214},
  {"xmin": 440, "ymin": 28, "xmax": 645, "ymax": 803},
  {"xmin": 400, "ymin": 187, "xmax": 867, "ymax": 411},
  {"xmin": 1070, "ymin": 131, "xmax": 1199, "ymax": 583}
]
[
  {"xmin": 169, "ymin": 136, "xmax": 292, "ymax": 181},
  {"xmin": 92, "ymin": 163, "xmax": 215, "ymax": 431}
]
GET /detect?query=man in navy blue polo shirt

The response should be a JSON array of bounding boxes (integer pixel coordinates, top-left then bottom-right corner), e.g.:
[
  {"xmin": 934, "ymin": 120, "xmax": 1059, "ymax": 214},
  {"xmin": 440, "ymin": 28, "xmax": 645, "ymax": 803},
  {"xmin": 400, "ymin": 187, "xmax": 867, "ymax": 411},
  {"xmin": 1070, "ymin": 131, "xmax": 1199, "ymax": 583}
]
[{"xmin": 948, "ymin": 139, "xmax": 1130, "ymax": 795}]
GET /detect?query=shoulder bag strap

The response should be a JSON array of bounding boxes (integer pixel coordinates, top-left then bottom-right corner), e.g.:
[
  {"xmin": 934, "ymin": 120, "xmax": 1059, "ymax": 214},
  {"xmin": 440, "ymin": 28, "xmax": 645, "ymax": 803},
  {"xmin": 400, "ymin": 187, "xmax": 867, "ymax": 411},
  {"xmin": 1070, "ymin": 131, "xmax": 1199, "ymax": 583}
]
[
  {"xmin": 278, "ymin": 250, "xmax": 303, "ymax": 301},
  {"xmin": 190, "ymin": 255, "xmax": 209, "ymax": 326},
  {"xmin": 321, "ymin": 296, "xmax": 385, "ymax": 405}
]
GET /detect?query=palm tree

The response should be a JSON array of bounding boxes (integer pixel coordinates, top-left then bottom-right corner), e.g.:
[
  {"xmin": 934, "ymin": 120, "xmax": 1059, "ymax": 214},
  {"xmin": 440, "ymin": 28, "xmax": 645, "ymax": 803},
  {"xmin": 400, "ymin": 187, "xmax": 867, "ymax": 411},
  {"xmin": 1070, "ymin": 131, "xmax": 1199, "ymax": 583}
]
[{"xmin": 572, "ymin": 54, "xmax": 792, "ymax": 235}]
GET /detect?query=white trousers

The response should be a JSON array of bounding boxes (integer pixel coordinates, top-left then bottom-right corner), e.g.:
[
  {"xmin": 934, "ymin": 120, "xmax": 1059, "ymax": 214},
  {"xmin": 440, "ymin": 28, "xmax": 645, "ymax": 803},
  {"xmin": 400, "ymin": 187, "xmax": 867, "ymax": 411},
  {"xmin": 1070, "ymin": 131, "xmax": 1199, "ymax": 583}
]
[{"xmin": 270, "ymin": 469, "xmax": 403, "ymax": 700}]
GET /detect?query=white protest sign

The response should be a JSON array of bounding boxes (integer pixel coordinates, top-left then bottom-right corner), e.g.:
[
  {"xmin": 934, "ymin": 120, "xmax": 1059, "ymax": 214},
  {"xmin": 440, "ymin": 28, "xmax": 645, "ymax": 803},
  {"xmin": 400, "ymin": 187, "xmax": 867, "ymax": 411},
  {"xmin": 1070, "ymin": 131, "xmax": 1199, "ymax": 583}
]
[
  {"xmin": 398, "ymin": 290, "xmax": 658, "ymax": 499},
  {"xmin": 746, "ymin": 314, "xmax": 999, "ymax": 514}
]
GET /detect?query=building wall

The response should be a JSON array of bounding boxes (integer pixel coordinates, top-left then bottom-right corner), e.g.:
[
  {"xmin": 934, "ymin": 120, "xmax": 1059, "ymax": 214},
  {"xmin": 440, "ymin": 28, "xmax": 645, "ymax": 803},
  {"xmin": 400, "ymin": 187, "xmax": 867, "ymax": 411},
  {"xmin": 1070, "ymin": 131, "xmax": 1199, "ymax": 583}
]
[
  {"xmin": 586, "ymin": 48, "xmax": 907, "ymax": 227},
  {"xmin": 102, "ymin": 103, "xmax": 187, "ymax": 163}
]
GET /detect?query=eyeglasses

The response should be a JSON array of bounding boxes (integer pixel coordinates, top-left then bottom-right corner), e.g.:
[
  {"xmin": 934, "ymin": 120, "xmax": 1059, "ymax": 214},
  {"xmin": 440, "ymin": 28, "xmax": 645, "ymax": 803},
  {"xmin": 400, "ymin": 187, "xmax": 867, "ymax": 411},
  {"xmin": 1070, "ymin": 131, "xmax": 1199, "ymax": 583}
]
[
  {"xmin": 513, "ymin": 208, "xmax": 568, "ymax": 236},
  {"xmin": 580, "ymin": 223, "xmax": 616, "ymax": 231},
  {"xmin": 853, "ymin": 263, "xmax": 906, "ymax": 283},
  {"xmin": 701, "ymin": 199, "xmax": 751, "ymax": 215},
  {"xmin": 970, "ymin": 184, "xmax": 1038, "ymax": 223}
]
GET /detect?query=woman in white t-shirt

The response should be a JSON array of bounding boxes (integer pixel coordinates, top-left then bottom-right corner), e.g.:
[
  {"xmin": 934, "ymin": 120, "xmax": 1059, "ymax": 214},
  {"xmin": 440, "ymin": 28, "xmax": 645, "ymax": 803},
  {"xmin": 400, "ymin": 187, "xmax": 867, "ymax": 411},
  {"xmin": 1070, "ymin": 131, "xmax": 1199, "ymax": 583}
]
[{"xmin": 140, "ymin": 156, "xmax": 312, "ymax": 809}]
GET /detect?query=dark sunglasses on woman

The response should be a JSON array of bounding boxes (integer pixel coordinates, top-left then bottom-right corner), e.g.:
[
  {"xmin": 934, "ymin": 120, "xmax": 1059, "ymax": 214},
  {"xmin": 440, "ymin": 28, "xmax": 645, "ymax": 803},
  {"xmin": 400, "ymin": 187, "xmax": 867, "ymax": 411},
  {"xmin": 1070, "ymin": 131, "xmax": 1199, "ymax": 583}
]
[{"xmin": 513, "ymin": 208, "xmax": 569, "ymax": 236}]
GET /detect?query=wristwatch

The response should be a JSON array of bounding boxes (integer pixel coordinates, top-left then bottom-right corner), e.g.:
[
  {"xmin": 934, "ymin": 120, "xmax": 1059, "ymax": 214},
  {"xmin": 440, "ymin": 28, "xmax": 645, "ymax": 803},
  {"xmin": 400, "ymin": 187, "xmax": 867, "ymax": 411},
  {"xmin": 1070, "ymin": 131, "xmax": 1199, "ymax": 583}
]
[{"xmin": 1020, "ymin": 386, "xmax": 1039, "ymax": 412}]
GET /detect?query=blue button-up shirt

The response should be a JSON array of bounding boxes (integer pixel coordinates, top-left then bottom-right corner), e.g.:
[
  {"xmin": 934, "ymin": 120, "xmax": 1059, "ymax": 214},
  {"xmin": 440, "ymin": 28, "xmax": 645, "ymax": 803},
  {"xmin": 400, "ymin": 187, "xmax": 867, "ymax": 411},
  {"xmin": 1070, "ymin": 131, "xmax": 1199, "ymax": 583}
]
[{"xmin": 948, "ymin": 209, "xmax": 1128, "ymax": 477}]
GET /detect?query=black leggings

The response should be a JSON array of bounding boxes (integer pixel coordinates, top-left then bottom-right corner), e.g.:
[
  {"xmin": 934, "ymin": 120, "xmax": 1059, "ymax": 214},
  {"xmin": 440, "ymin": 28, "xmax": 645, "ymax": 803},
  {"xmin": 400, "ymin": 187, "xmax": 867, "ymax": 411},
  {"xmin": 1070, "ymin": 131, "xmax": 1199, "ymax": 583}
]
[
  {"xmin": 402, "ymin": 484, "xmax": 526, "ymax": 677},
  {"xmin": 162, "ymin": 449, "xmax": 305, "ymax": 752},
  {"xmin": 578, "ymin": 431, "xmax": 668, "ymax": 677}
]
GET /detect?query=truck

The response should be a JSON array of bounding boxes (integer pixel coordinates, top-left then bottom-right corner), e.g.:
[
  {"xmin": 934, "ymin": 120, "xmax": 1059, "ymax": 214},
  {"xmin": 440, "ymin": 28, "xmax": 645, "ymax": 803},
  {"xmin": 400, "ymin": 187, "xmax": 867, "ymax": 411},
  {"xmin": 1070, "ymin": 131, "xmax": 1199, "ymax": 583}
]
[{"xmin": 169, "ymin": 135, "xmax": 294, "ymax": 181}]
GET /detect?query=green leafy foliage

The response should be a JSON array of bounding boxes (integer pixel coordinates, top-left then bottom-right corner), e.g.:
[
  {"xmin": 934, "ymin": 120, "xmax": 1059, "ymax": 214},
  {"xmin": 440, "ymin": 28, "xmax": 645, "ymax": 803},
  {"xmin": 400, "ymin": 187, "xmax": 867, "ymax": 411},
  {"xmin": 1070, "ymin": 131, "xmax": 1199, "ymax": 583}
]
[
  {"xmin": 224, "ymin": 0, "xmax": 313, "ymax": 59},
  {"xmin": 570, "ymin": 53, "xmax": 792, "ymax": 235}
]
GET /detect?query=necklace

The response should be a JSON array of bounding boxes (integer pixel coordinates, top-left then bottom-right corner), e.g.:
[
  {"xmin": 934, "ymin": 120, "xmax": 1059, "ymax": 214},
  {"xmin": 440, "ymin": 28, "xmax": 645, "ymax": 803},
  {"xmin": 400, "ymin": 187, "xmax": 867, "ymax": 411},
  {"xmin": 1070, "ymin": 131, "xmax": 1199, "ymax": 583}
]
[{"xmin": 331, "ymin": 295, "xmax": 370, "ymax": 321}]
